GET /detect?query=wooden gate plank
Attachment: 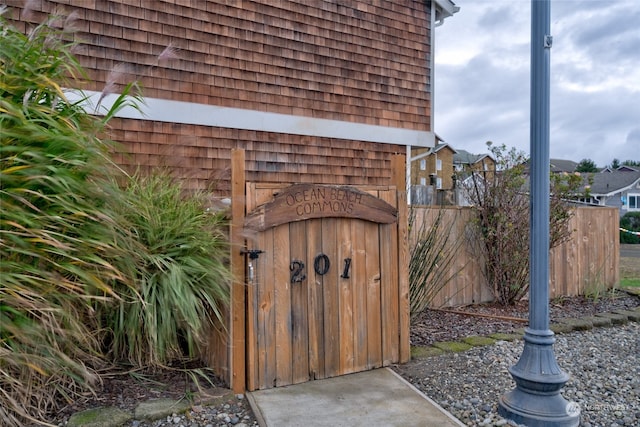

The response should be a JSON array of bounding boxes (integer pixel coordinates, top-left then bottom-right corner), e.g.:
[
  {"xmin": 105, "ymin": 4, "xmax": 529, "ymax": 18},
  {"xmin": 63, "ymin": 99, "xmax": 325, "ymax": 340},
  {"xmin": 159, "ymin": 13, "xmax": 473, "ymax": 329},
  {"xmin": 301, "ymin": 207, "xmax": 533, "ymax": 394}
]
[
  {"xmin": 246, "ymin": 269, "xmax": 258, "ymax": 392},
  {"xmin": 257, "ymin": 227, "xmax": 276, "ymax": 389},
  {"xmin": 379, "ymin": 189, "xmax": 399, "ymax": 365},
  {"xmin": 365, "ymin": 219, "xmax": 382, "ymax": 369},
  {"xmin": 306, "ymin": 218, "xmax": 325, "ymax": 380},
  {"xmin": 273, "ymin": 224, "xmax": 292, "ymax": 387},
  {"xmin": 321, "ymin": 218, "xmax": 340, "ymax": 378},
  {"xmin": 351, "ymin": 219, "xmax": 369, "ymax": 371},
  {"xmin": 245, "ymin": 182, "xmax": 258, "ymax": 391},
  {"xmin": 337, "ymin": 218, "xmax": 354, "ymax": 375},
  {"xmin": 290, "ymin": 221, "xmax": 310, "ymax": 384},
  {"xmin": 245, "ymin": 183, "xmax": 266, "ymax": 391}
]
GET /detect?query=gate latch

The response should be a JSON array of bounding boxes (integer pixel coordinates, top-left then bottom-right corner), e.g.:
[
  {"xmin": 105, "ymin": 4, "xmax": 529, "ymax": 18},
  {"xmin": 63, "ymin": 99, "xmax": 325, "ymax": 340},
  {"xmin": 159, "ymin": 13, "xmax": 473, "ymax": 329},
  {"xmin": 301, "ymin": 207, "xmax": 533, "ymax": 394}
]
[
  {"xmin": 241, "ymin": 249, "xmax": 264, "ymax": 283},
  {"xmin": 241, "ymin": 249, "xmax": 264, "ymax": 260}
]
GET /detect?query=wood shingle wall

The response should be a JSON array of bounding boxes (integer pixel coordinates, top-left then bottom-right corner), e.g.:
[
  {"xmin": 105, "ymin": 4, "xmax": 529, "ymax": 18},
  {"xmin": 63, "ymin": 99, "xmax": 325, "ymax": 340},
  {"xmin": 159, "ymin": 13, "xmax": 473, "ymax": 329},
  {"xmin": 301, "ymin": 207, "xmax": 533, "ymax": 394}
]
[
  {"xmin": 107, "ymin": 119, "xmax": 400, "ymax": 193},
  {"xmin": 7, "ymin": 0, "xmax": 434, "ymax": 191}
]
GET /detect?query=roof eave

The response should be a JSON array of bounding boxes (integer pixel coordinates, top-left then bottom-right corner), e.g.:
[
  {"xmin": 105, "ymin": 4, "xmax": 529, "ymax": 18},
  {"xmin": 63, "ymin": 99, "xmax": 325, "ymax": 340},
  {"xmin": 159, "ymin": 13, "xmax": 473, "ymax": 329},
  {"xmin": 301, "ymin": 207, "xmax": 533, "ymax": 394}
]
[
  {"xmin": 434, "ymin": 0, "xmax": 460, "ymax": 26},
  {"xmin": 589, "ymin": 177, "xmax": 640, "ymax": 197}
]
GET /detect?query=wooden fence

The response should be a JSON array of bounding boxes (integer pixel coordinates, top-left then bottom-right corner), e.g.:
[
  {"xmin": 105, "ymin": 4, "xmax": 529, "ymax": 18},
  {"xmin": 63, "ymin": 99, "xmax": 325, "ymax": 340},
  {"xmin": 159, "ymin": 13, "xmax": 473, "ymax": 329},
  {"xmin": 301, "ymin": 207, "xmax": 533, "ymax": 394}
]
[{"xmin": 410, "ymin": 206, "xmax": 620, "ymax": 307}]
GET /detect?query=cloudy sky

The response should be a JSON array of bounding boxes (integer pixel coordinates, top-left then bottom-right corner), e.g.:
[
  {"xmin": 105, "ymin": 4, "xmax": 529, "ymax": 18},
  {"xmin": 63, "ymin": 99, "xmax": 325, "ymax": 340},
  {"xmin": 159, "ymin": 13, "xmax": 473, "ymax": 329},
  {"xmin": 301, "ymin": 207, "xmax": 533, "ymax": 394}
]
[{"xmin": 434, "ymin": 0, "xmax": 640, "ymax": 168}]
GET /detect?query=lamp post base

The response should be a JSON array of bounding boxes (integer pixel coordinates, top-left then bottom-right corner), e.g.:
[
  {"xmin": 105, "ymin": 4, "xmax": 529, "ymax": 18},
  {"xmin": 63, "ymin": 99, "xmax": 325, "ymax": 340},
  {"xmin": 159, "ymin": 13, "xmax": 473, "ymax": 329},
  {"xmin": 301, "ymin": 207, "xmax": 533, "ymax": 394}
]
[
  {"xmin": 499, "ymin": 389, "xmax": 580, "ymax": 427},
  {"xmin": 498, "ymin": 328, "xmax": 580, "ymax": 427}
]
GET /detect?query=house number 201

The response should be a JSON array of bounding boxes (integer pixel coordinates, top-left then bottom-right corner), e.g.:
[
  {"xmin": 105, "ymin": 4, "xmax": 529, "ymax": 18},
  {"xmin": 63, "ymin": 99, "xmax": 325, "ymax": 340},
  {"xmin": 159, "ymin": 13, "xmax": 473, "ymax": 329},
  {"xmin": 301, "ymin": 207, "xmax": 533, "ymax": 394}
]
[{"xmin": 289, "ymin": 255, "xmax": 352, "ymax": 283}]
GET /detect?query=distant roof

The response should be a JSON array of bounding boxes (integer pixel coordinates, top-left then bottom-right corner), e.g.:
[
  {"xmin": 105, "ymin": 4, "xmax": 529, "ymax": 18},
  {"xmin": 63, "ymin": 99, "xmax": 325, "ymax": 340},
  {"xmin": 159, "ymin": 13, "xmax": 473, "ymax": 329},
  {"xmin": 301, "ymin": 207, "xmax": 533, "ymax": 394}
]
[
  {"xmin": 432, "ymin": 143, "xmax": 457, "ymax": 154},
  {"xmin": 410, "ymin": 143, "xmax": 457, "ymax": 162},
  {"xmin": 453, "ymin": 149, "xmax": 493, "ymax": 165},
  {"xmin": 549, "ymin": 159, "xmax": 578, "ymax": 173},
  {"xmin": 582, "ymin": 171, "xmax": 640, "ymax": 196},
  {"xmin": 601, "ymin": 165, "xmax": 639, "ymax": 173}
]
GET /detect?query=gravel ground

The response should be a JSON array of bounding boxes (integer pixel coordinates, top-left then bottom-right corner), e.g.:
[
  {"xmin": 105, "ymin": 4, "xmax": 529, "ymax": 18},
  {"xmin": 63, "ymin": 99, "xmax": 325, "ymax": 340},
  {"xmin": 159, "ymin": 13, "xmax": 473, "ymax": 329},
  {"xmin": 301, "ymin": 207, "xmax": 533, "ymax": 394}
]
[
  {"xmin": 395, "ymin": 322, "xmax": 640, "ymax": 427},
  {"xmin": 410, "ymin": 292, "xmax": 640, "ymax": 347},
  {"xmin": 126, "ymin": 395, "xmax": 258, "ymax": 427},
  {"xmin": 53, "ymin": 293, "xmax": 639, "ymax": 427},
  {"xmin": 122, "ymin": 321, "xmax": 640, "ymax": 427}
]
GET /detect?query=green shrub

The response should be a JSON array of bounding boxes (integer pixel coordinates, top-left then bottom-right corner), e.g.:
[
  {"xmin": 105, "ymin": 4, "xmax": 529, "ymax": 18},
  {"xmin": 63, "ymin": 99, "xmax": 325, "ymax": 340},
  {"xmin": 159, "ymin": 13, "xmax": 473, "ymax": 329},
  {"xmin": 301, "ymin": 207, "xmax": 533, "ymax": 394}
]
[
  {"xmin": 620, "ymin": 212, "xmax": 640, "ymax": 244},
  {"xmin": 101, "ymin": 171, "xmax": 231, "ymax": 368},
  {"xmin": 1, "ymin": 9, "xmax": 231, "ymax": 424},
  {"xmin": 0, "ymin": 13, "xmax": 132, "ymax": 425},
  {"xmin": 462, "ymin": 142, "xmax": 579, "ymax": 305}
]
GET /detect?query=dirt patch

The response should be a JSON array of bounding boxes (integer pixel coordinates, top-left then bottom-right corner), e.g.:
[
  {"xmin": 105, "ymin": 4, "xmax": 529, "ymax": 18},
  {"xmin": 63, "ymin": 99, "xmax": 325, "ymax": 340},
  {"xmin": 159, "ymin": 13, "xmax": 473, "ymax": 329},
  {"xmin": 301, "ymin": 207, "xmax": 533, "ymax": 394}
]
[
  {"xmin": 52, "ymin": 365, "xmax": 228, "ymax": 423},
  {"xmin": 410, "ymin": 290, "xmax": 640, "ymax": 347}
]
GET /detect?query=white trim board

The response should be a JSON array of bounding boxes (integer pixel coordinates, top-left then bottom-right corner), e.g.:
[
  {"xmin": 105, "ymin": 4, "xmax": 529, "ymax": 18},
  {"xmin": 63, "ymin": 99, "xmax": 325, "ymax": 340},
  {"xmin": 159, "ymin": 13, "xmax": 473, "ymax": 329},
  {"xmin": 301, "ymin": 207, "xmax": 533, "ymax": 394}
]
[{"xmin": 68, "ymin": 90, "xmax": 435, "ymax": 148}]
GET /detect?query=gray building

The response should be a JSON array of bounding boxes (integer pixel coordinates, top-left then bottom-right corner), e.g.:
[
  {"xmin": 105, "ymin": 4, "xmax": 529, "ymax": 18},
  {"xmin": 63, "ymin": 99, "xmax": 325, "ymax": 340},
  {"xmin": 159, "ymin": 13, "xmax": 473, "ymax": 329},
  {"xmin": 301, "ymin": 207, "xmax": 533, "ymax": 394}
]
[{"xmin": 577, "ymin": 169, "xmax": 640, "ymax": 216}]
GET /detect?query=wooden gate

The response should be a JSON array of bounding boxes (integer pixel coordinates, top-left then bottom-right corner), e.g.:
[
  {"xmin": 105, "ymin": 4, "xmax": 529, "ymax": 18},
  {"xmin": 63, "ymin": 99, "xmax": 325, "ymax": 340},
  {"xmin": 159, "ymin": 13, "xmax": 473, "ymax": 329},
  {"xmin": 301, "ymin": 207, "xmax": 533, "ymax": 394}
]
[{"xmin": 243, "ymin": 183, "xmax": 409, "ymax": 391}]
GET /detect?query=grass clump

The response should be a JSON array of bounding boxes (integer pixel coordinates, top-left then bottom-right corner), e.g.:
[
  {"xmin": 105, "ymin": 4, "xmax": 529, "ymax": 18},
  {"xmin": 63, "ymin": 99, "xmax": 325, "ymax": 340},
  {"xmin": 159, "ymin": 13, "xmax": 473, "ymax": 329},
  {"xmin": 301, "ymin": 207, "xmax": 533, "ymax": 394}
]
[
  {"xmin": 432, "ymin": 341, "xmax": 473, "ymax": 353},
  {"xmin": 409, "ymin": 207, "xmax": 466, "ymax": 320},
  {"xmin": 462, "ymin": 336, "xmax": 496, "ymax": 347},
  {"xmin": 620, "ymin": 278, "xmax": 640, "ymax": 288},
  {"xmin": 489, "ymin": 332, "xmax": 522, "ymax": 341},
  {"xmin": 1, "ymin": 12, "xmax": 230, "ymax": 425},
  {"xmin": 1, "ymin": 12, "xmax": 132, "ymax": 425},
  {"xmin": 410, "ymin": 346, "xmax": 445, "ymax": 359},
  {"xmin": 102, "ymin": 171, "xmax": 231, "ymax": 368}
]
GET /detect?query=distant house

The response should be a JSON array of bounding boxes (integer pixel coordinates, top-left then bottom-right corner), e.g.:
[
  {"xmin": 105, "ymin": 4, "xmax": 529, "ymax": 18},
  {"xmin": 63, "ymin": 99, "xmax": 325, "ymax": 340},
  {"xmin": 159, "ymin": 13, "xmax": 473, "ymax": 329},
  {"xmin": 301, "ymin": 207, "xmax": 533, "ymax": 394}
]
[
  {"xmin": 410, "ymin": 142, "xmax": 456, "ymax": 190},
  {"xmin": 408, "ymin": 146, "xmax": 494, "ymax": 205},
  {"xmin": 453, "ymin": 149, "xmax": 496, "ymax": 177},
  {"xmin": 449, "ymin": 150, "xmax": 495, "ymax": 206},
  {"xmin": 577, "ymin": 170, "xmax": 640, "ymax": 216}
]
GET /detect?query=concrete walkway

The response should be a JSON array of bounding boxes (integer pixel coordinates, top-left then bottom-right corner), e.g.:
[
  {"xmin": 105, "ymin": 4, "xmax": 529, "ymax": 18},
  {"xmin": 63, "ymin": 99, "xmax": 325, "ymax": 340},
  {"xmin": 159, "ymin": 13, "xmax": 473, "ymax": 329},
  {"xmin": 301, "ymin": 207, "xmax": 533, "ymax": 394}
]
[{"xmin": 246, "ymin": 368, "xmax": 465, "ymax": 427}]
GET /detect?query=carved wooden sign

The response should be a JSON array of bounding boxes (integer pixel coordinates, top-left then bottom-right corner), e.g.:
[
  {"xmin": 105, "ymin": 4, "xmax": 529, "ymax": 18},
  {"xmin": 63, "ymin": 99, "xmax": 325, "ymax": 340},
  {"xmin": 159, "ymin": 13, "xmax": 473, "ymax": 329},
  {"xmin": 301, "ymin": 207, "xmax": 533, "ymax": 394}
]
[{"xmin": 244, "ymin": 184, "xmax": 397, "ymax": 231}]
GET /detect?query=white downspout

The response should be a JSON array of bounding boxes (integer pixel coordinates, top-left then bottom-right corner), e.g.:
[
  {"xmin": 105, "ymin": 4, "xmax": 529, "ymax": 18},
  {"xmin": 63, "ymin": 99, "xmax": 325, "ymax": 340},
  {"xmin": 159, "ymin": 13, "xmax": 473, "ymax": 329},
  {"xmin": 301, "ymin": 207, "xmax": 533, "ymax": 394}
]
[
  {"xmin": 406, "ymin": 145, "xmax": 411, "ymax": 204},
  {"xmin": 430, "ymin": 1, "xmax": 437, "ymax": 134}
]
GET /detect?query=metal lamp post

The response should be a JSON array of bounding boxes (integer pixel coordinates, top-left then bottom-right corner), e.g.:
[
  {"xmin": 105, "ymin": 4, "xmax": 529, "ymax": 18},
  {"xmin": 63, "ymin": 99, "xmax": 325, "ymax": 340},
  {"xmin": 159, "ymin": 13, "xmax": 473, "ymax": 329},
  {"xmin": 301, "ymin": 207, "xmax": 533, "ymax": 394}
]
[{"xmin": 498, "ymin": 1, "xmax": 580, "ymax": 425}]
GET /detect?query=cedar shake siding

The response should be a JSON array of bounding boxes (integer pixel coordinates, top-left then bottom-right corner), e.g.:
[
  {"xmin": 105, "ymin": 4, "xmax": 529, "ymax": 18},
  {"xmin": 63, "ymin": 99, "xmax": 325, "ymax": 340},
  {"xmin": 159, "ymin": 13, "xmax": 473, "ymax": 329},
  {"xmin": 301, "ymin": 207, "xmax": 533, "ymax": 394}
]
[{"xmin": 7, "ymin": 0, "xmax": 434, "ymax": 191}]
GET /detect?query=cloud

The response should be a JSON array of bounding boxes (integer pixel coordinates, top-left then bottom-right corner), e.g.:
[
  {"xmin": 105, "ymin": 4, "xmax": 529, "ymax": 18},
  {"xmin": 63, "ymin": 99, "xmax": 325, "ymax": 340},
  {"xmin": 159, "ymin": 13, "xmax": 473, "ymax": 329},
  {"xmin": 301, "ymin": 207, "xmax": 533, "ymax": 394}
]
[{"xmin": 435, "ymin": 0, "xmax": 640, "ymax": 167}]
